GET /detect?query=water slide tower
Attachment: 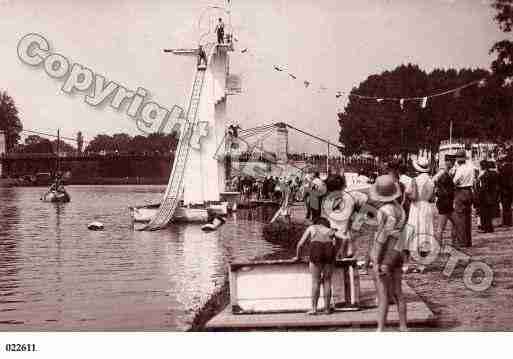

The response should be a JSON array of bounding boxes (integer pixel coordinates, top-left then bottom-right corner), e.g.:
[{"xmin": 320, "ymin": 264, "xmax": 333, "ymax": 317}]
[{"xmin": 183, "ymin": 44, "xmax": 232, "ymax": 204}]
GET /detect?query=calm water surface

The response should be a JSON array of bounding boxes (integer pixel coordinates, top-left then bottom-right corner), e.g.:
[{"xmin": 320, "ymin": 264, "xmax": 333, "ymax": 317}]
[{"xmin": 0, "ymin": 185, "xmax": 281, "ymax": 331}]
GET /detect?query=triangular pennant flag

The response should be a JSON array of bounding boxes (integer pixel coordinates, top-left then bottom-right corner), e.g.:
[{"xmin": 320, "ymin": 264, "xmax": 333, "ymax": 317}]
[
  {"xmin": 274, "ymin": 66, "xmax": 284, "ymax": 72},
  {"xmin": 478, "ymin": 79, "xmax": 486, "ymax": 88},
  {"xmin": 304, "ymin": 81, "xmax": 310, "ymax": 88},
  {"xmin": 453, "ymin": 88, "xmax": 461, "ymax": 98},
  {"xmin": 376, "ymin": 98, "xmax": 384, "ymax": 103},
  {"xmin": 241, "ymin": 48, "xmax": 248, "ymax": 53},
  {"xmin": 288, "ymin": 73, "xmax": 297, "ymax": 79},
  {"xmin": 421, "ymin": 96, "xmax": 428, "ymax": 108},
  {"xmin": 399, "ymin": 98, "xmax": 405, "ymax": 110}
]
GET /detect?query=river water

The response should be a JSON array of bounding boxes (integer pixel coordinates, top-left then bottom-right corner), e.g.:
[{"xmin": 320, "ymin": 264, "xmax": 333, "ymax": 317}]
[{"xmin": 0, "ymin": 185, "xmax": 281, "ymax": 331}]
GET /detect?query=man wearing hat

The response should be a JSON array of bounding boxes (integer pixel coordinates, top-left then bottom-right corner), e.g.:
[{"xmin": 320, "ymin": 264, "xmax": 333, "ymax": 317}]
[
  {"xmin": 498, "ymin": 154, "xmax": 513, "ymax": 227},
  {"xmin": 477, "ymin": 160, "xmax": 499, "ymax": 233},
  {"xmin": 452, "ymin": 149, "xmax": 475, "ymax": 247}
]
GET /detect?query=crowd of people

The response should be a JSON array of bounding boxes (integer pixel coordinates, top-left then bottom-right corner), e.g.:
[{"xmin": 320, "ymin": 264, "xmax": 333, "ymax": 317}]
[
  {"xmin": 226, "ymin": 174, "xmax": 303, "ymax": 203},
  {"xmin": 292, "ymin": 149, "xmax": 513, "ymax": 330}
]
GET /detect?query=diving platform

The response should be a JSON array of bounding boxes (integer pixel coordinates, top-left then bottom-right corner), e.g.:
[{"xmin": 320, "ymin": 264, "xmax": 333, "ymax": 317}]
[
  {"xmin": 164, "ymin": 42, "xmax": 234, "ymax": 55},
  {"xmin": 205, "ymin": 259, "xmax": 435, "ymax": 330}
]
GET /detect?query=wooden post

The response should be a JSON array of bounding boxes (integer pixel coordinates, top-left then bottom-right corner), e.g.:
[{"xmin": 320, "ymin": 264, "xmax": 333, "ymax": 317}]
[
  {"xmin": 229, "ymin": 266, "xmax": 238, "ymax": 313},
  {"xmin": 326, "ymin": 143, "xmax": 330, "ymax": 174},
  {"xmin": 57, "ymin": 129, "xmax": 60, "ymax": 175}
]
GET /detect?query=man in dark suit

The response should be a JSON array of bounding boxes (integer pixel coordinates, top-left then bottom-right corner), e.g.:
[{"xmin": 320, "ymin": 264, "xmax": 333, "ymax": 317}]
[
  {"xmin": 498, "ymin": 155, "xmax": 513, "ymax": 227},
  {"xmin": 477, "ymin": 160, "xmax": 499, "ymax": 233}
]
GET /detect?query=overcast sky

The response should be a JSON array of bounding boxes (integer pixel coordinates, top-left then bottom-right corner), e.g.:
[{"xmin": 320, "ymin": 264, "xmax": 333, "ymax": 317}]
[{"xmin": 0, "ymin": 0, "xmax": 506, "ymax": 153}]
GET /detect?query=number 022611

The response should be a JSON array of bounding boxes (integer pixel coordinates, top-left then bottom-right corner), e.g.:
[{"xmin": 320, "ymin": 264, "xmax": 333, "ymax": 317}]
[{"xmin": 5, "ymin": 344, "xmax": 37, "ymax": 352}]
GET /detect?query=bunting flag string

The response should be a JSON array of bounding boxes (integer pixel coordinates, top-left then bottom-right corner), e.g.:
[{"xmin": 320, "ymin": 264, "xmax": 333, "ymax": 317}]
[
  {"xmin": 238, "ymin": 46, "xmax": 488, "ymax": 110},
  {"xmin": 421, "ymin": 97, "xmax": 428, "ymax": 109}
]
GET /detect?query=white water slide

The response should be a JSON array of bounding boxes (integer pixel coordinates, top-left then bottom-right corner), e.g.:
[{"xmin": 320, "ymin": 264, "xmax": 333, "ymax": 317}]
[{"xmin": 140, "ymin": 67, "xmax": 207, "ymax": 230}]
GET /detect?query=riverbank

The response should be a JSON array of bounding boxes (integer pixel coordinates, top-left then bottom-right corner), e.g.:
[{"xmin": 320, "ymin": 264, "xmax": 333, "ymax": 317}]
[
  {"xmin": 193, "ymin": 204, "xmax": 513, "ymax": 331},
  {"xmin": 9, "ymin": 177, "xmax": 169, "ymax": 186},
  {"xmin": 0, "ymin": 178, "xmax": 17, "ymax": 187},
  {"xmin": 188, "ymin": 207, "xmax": 306, "ymax": 331}
]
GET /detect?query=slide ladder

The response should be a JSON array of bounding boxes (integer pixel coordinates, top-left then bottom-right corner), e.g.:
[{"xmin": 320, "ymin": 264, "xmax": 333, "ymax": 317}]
[{"xmin": 141, "ymin": 67, "xmax": 207, "ymax": 230}]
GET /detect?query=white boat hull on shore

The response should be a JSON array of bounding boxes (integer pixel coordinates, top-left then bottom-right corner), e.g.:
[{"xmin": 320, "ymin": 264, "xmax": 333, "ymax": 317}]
[{"xmin": 129, "ymin": 202, "xmax": 229, "ymax": 224}]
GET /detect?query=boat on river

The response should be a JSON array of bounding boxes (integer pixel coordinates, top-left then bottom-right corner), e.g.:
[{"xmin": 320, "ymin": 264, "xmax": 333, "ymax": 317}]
[
  {"xmin": 129, "ymin": 202, "xmax": 228, "ymax": 224},
  {"xmin": 41, "ymin": 129, "xmax": 71, "ymax": 203},
  {"xmin": 41, "ymin": 189, "xmax": 70, "ymax": 203}
]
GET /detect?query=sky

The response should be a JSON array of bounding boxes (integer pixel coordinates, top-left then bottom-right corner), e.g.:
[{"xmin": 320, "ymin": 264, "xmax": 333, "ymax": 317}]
[{"xmin": 0, "ymin": 0, "xmax": 507, "ymax": 153}]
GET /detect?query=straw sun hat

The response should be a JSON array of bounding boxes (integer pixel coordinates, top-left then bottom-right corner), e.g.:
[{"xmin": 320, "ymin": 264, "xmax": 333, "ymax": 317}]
[
  {"xmin": 412, "ymin": 158, "xmax": 430, "ymax": 173},
  {"xmin": 368, "ymin": 174, "xmax": 401, "ymax": 202}
]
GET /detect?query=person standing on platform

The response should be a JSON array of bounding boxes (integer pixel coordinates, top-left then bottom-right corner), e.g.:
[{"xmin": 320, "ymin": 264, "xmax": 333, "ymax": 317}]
[
  {"xmin": 452, "ymin": 150, "xmax": 475, "ymax": 247},
  {"xmin": 498, "ymin": 155, "xmax": 513, "ymax": 227},
  {"xmin": 216, "ymin": 18, "xmax": 225, "ymax": 44},
  {"xmin": 295, "ymin": 217, "xmax": 337, "ymax": 315},
  {"xmin": 477, "ymin": 160, "xmax": 499, "ymax": 233},
  {"xmin": 197, "ymin": 45, "xmax": 207, "ymax": 68}
]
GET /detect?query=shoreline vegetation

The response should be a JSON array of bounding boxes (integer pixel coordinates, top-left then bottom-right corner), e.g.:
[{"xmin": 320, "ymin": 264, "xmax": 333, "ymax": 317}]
[{"xmin": 3, "ymin": 177, "xmax": 169, "ymax": 186}]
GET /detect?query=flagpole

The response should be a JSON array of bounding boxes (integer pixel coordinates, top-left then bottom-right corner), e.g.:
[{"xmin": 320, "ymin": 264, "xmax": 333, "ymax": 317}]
[{"xmin": 326, "ymin": 143, "xmax": 330, "ymax": 175}]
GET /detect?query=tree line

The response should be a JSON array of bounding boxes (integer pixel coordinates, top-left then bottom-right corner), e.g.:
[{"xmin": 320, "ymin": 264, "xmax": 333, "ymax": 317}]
[
  {"xmin": 13, "ymin": 132, "xmax": 179, "ymax": 155},
  {"xmin": 338, "ymin": 0, "xmax": 513, "ymax": 157},
  {"xmin": 338, "ymin": 65, "xmax": 512, "ymax": 157}
]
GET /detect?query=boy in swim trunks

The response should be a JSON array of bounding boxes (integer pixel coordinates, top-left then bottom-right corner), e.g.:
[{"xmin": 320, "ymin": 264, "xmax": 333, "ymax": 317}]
[{"xmin": 295, "ymin": 217, "xmax": 337, "ymax": 315}]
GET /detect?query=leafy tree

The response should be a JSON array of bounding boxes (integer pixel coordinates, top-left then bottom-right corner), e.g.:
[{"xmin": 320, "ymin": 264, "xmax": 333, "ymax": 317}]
[
  {"xmin": 85, "ymin": 134, "xmax": 116, "ymax": 153},
  {"xmin": 85, "ymin": 132, "xmax": 179, "ymax": 154},
  {"xmin": 338, "ymin": 64, "xmax": 508, "ymax": 157},
  {"xmin": 24, "ymin": 134, "xmax": 44, "ymax": 146},
  {"xmin": 0, "ymin": 91, "xmax": 22, "ymax": 151},
  {"xmin": 51, "ymin": 139, "xmax": 76, "ymax": 153},
  {"xmin": 112, "ymin": 133, "xmax": 132, "ymax": 152},
  {"xmin": 21, "ymin": 135, "xmax": 53, "ymax": 153},
  {"xmin": 490, "ymin": 0, "xmax": 513, "ymax": 82}
]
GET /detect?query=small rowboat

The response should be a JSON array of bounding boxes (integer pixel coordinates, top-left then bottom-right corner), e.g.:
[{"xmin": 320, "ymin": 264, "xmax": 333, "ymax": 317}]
[{"xmin": 41, "ymin": 190, "xmax": 70, "ymax": 203}]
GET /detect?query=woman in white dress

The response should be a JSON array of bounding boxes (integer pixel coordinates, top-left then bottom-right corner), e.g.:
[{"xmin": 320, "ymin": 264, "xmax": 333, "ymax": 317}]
[{"xmin": 405, "ymin": 158, "xmax": 436, "ymax": 270}]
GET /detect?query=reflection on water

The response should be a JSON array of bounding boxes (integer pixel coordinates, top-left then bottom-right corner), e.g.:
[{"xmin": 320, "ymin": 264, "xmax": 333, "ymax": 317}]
[{"xmin": 0, "ymin": 186, "xmax": 281, "ymax": 330}]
